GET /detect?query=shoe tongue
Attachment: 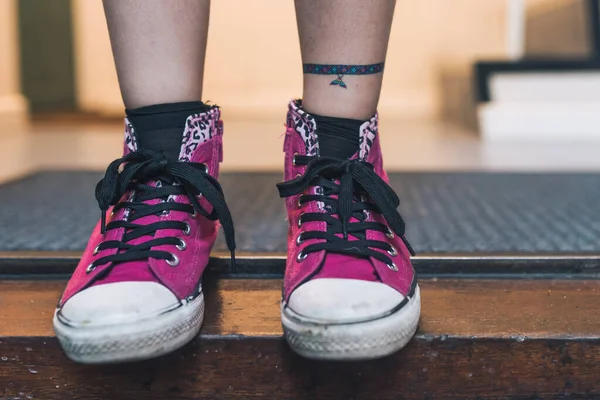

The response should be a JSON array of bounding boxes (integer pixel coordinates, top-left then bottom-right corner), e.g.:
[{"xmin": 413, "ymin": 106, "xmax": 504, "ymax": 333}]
[
  {"xmin": 288, "ymin": 101, "xmax": 377, "ymax": 160},
  {"xmin": 125, "ymin": 102, "xmax": 216, "ymax": 162},
  {"xmin": 312, "ymin": 114, "xmax": 362, "ymax": 159},
  {"xmin": 126, "ymin": 109, "xmax": 192, "ymax": 162},
  {"xmin": 135, "ymin": 127, "xmax": 184, "ymax": 162}
]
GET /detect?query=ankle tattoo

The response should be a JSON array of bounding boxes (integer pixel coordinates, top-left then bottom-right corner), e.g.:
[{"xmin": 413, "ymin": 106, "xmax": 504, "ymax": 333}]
[{"xmin": 302, "ymin": 63, "xmax": 385, "ymax": 89}]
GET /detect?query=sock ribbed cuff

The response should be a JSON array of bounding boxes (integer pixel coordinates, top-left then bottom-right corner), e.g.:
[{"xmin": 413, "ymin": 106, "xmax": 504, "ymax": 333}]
[{"xmin": 312, "ymin": 113, "xmax": 365, "ymax": 159}]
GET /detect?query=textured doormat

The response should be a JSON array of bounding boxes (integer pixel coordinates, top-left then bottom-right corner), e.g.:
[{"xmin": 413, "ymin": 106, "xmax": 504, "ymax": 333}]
[{"xmin": 1, "ymin": 171, "xmax": 599, "ymax": 253}]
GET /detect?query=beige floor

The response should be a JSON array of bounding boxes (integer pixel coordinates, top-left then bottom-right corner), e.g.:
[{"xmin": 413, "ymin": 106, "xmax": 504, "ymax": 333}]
[{"xmin": 2, "ymin": 118, "xmax": 600, "ymax": 184}]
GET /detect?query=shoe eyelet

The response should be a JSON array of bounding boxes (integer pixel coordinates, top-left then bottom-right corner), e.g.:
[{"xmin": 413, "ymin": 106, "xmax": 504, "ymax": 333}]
[
  {"xmin": 295, "ymin": 173, "xmax": 302, "ymax": 179},
  {"xmin": 190, "ymin": 209, "xmax": 197, "ymax": 218},
  {"xmin": 297, "ymin": 195, "xmax": 303, "ymax": 208},
  {"xmin": 296, "ymin": 232, "xmax": 304, "ymax": 245},
  {"xmin": 297, "ymin": 213, "xmax": 304, "ymax": 228},
  {"xmin": 176, "ymin": 239, "xmax": 187, "ymax": 251},
  {"xmin": 386, "ymin": 228, "xmax": 395, "ymax": 239},
  {"xmin": 86, "ymin": 263, "xmax": 96, "ymax": 274},
  {"xmin": 387, "ymin": 262, "xmax": 398, "ymax": 272},
  {"xmin": 166, "ymin": 253, "xmax": 180, "ymax": 267},
  {"xmin": 292, "ymin": 153, "xmax": 299, "ymax": 166},
  {"xmin": 388, "ymin": 246, "xmax": 398, "ymax": 257},
  {"xmin": 93, "ymin": 243, "xmax": 102, "ymax": 256},
  {"xmin": 182, "ymin": 222, "xmax": 191, "ymax": 236},
  {"xmin": 297, "ymin": 251, "xmax": 307, "ymax": 262},
  {"xmin": 200, "ymin": 163, "xmax": 209, "ymax": 174},
  {"xmin": 315, "ymin": 186, "xmax": 323, "ymax": 195}
]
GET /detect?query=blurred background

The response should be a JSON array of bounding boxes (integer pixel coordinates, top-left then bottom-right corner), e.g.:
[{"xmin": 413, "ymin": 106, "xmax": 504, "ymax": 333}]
[{"xmin": 1, "ymin": 0, "xmax": 600, "ymax": 182}]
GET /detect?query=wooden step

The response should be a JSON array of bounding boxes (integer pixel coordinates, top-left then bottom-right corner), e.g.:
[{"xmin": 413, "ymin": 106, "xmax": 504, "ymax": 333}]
[
  {"xmin": 1, "ymin": 278, "xmax": 599, "ymax": 399},
  {"xmin": 3, "ymin": 251, "xmax": 600, "ymax": 277}
]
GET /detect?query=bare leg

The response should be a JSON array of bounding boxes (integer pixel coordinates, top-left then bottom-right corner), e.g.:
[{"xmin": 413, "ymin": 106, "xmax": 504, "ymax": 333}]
[
  {"xmin": 295, "ymin": 0, "xmax": 395, "ymax": 119},
  {"xmin": 103, "ymin": 0, "xmax": 210, "ymax": 109}
]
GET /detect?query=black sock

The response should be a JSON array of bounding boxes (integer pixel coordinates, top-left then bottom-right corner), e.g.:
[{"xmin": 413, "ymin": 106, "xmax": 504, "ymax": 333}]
[
  {"xmin": 312, "ymin": 114, "xmax": 364, "ymax": 159},
  {"xmin": 126, "ymin": 101, "xmax": 213, "ymax": 161}
]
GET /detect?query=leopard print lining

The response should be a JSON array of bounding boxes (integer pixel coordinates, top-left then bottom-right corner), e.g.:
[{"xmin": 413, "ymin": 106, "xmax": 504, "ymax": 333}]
[
  {"xmin": 359, "ymin": 114, "xmax": 378, "ymax": 161},
  {"xmin": 124, "ymin": 118, "xmax": 138, "ymax": 154},
  {"xmin": 287, "ymin": 101, "xmax": 319, "ymax": 157},
  {"xmin": 179, "ymin": 107, "xmax": 221, "ymax": 162}
]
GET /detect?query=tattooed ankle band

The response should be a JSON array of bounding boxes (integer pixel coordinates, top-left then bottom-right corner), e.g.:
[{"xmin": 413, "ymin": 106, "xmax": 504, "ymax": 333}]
[{"xmin": 302, "ymin": 63, "xmax": 385, "ymax": 89}]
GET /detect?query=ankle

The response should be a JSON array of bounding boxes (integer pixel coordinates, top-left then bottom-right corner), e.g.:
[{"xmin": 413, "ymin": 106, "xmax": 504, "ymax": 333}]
[{"xmin": 301, "ymin": 82, "xmax": 379, "ymax": 120}]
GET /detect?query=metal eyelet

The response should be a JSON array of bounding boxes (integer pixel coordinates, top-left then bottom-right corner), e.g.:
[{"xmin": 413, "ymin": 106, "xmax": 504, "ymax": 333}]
[
  {"xmin": 86, "ymin": 263, "xmax": 96, "ymax": 273},
  {"xmin": 93, "ymin": 244, "xmax": 102, "ymax": 256},
  {"xmin": 388, "ymin": 246, "xmax": 398, "ymax": 257},
  {"xmin": 297, "ymin": 213, "xmax": 304, "ymax": 228},
  {"xmin": 200, "ymin": 163, "xmax": 209, "ymax": 174},
  {"xmin": 182, "ymin": 222, "xmax": 191, "ymax": 236},
  {"xmin": 297, "ymin": 195, "xmax": 303, "ymax": 208},
  {"xmin": 176, "ymin": 239, "xmax": 187, "ymax": 251},
  {"xmin": 295, "ymin": 173, "xmax": 302, "ymax": 179},
  {"xmin": 292, "ymin": 153, "xmax": 299, "ymax": 166},
  {"xmin": 386, "ymin": 228, "xmax": 395, "ymax": 239},
  {"xmin": 297, "ymin": 251, "xmax": 307, "ymax": 262},
  {"xmin": 166, "ymin": 254, "xmax": 180, "ymax": 267},
  {"xmin": 296, "ymin": 232, "xmax": 304, "ymax": 245},
  {"xmin": 315, "ymin": 186, "xmax": 323, "ymax": 195},
  {"xmin": 190, "ymin": 209, "xmax": 197, "ymax": 218},
  {"xmin": 387, "ymin": 262, "xmax": 398, "ymax": 272}
]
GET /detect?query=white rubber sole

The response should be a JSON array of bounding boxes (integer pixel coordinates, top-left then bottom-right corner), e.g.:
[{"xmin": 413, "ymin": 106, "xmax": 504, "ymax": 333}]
[
  {"xmin": 53, "ymin": 293, "xmax": 204, "ymax": 364},
  {"xmin": 281, "ymin": 285, "xmax": 420, "ymax": 360}
]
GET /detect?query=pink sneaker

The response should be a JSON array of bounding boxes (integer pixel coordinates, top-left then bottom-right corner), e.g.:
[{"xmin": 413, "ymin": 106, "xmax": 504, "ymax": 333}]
[
  {"xmin": 53, "ymin": 107, "xmax": 235, "ymax": 364},
  {"xmin": 277, "ymin": 101, "xmax": 420, "ymax": 360}
]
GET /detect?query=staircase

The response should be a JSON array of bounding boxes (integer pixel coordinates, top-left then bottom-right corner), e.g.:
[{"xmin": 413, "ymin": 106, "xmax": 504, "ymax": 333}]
[
  {"xmin": 1, "ymin": 172, "xmax": 600, "ymax": 399},
  {"xmin": 475, "ymin": 0, "xmax": 600, "ymax": 141}
]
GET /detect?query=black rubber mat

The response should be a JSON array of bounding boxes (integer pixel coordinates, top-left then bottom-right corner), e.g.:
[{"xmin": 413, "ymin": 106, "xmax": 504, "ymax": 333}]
[{"xmin": 1, "ymin": 171, "xmax": 599, "ymax": 253}]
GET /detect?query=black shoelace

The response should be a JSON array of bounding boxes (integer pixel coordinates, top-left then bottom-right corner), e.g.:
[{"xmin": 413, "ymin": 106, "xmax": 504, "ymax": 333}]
[
  {"xmin": 89, "ymin": 149, "xmax": 235, "ymax": 272},
  {"xmin": 277, "ymin": 155, "xmax": 414, "ymax": 268}
]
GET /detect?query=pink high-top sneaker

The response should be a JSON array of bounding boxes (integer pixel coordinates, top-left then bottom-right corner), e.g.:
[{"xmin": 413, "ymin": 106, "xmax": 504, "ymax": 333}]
[
  {"xmin": 53, "ymin": 107, "xmax": 234, "ymax": 364},
  {"xmin": 277, "ymin": 100, "xmax": 420, "ymax": 360}
]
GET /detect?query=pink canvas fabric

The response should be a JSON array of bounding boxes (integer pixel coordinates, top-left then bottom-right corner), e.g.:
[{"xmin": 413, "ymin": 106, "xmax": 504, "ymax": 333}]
[
  {"xmin": 282, "ymin": 100, "xmax": 415, "ymax": 302},
  {"xmin": 59, "ymin": 108, "xmax": 224, "ymax": 305}
]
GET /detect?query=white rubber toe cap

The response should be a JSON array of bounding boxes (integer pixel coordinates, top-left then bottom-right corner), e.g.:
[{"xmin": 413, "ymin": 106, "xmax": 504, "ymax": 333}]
[
  {"xmin": 58, "ymin": 282, "xmax": 180, "ymax": 327},
  {"xmin": 287, "ymin": 278, "xmax": 405, "ymax": 324}
]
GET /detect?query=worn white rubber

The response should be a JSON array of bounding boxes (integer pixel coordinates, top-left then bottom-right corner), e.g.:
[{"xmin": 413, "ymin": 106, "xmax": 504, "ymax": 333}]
[
  {"xmin": 282, "ymin": 279, "xmax": 420, "ymax": 360},
  {"xmin": 53, "ymin": 282, "xmax": 204, "ymax": 364}
]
